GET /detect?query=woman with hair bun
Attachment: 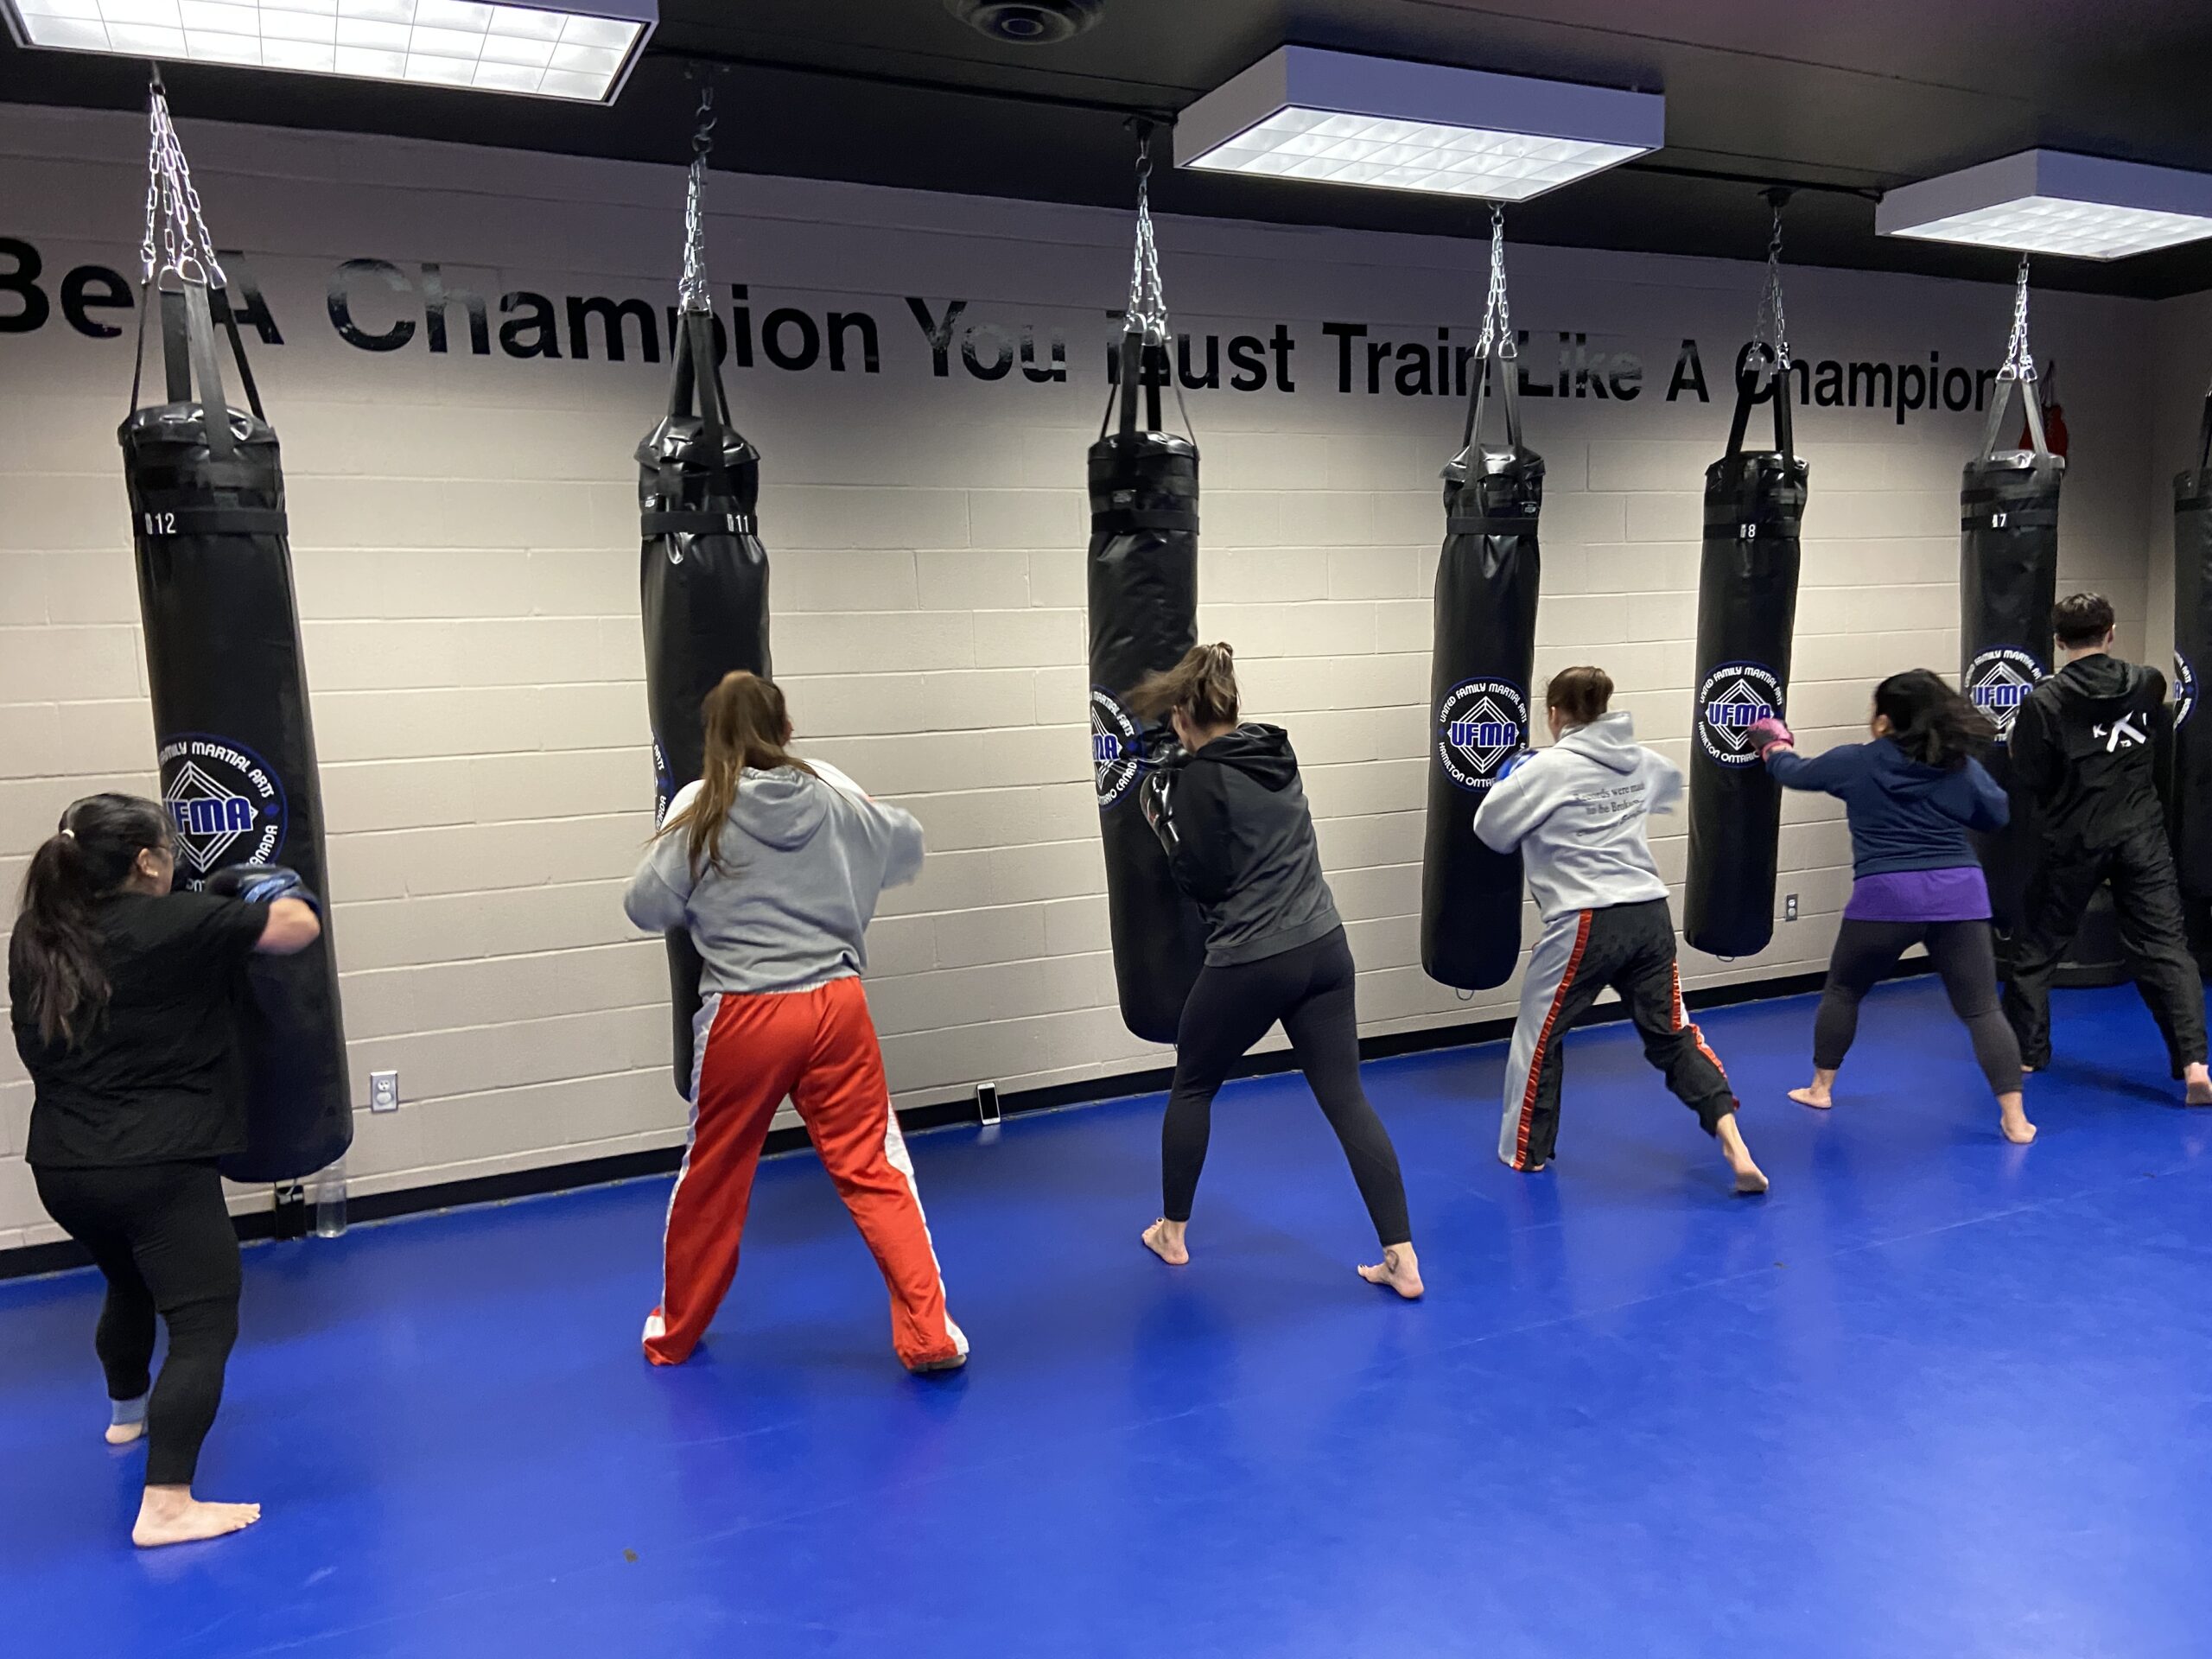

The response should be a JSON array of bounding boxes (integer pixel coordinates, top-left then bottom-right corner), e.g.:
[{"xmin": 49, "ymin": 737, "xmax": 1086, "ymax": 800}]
[
  {"xmin": 1128, "ymin": 643, "xmax": 1421, "ymax": 1298},
  {"xmin": 1754, "ymin": 668, "xmax": 2033, "ymax": 1143},
  {"xmin": 10, "ymin": 793, "xmax": 321, "ymax": 1548}
]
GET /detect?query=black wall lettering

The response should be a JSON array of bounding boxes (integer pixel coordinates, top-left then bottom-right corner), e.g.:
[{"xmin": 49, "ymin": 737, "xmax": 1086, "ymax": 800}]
[
  {"xmin": 329, "ymin": 258, "xmax": 414, "ymax": 352},
  {"xmin": 60, "ymin": 264, "xmax": 130, "ymax": 339}
]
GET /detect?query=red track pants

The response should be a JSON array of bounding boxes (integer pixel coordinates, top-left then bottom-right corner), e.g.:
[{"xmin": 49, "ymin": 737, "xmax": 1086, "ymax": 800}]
[{"xmin": 643, "ymin": 976, "xmax": 967, "ymax": 1370}]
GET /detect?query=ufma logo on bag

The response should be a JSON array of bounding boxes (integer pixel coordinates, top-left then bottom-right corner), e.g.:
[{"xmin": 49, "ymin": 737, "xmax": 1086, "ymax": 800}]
[
  {"xmin": 2176, "ymin": 652, "xmax": 2197, "ymax": 728},
  {"xmin": 652, "ymin": 740, "xmax": 675, "ymax": 824},
  {"xmin": 1965, "ymin": 647, "xmax": 2044, "ymax": 739},
  {"xmin": 1437, "ymin": 678, "xmax": 1528, "ymax": 791},
  {"xmin": 1696, "ymin": 663, "xmax": 1785, "ymax": 766},
  {"xmin": 1090, "ymin": 688, "xmax": 1143, "ymax": 810},
  {"xmin": 157, "ymin": 734, "xmax": 286, "ymax": 884}
]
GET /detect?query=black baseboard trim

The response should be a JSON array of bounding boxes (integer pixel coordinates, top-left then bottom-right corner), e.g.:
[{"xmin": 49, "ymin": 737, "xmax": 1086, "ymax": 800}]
[{"xmin": 0, "ymin": 962, "xmax": 1916, "ymax": 1282}]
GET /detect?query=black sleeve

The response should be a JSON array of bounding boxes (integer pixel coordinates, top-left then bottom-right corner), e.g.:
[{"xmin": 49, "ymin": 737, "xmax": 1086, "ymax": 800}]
[
  {"xmin": 1150, "ymin": 763, "xmax": 1237, "ymax": 904},
  {"xmin": 168, "ymin": 892, "xmax": 271, "ymax": 972},
  {"xmin": 2008, "ymin": 692, "xmax": 2062, "ymax": 804}
]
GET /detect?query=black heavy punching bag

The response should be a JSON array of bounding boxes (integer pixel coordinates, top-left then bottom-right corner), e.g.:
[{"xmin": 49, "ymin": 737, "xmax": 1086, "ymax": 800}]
[
  {"xmin": 124, "ymin": 268, "xmax": 352, "ymax": 1182},
  {"xmin": 1960, "ymin": 367, "xmax": 2062, "ymax": 931},
  {"xmin": 1684, "ymin": 351, "xmax": 1808, "ymax": 957},
  {"xmin": 1089, "ymin": 325, "xmax": 1207, "ymax": 1041},
  {"xmin": 1421, "ymin": 334, "xmax": 1541, "ymax": 990},
  {"xmin": 639, "ymin": 123, "xmax": 772, "ymax": 1095},
  {"xmin": 2172, "ymin": 387, "xmax": 2212, "ymax": 902}
]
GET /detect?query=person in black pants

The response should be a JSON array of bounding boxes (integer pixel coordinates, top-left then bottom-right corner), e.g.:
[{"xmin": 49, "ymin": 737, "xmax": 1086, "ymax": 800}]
[
  {"xmin": 1129, "ymin": 644, "xmax": 1421, "ymax": 1298},
  {"xmin": 2002, "ymin": 594, "xmax": 2212, "ymax": 1104},
  {"xmin": 10, "ymin": 794, "xmax": 321, "ymax": 1548},
  {"xmin": 1754, "ymin": 670, "xmax": 2034, "ymax": 1144}
]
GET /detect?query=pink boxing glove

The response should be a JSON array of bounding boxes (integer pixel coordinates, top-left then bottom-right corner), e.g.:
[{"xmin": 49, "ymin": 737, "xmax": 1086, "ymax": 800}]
[{"xmin": 1748, "ymin": 715, "xmax": 1795, "ymax": 759}]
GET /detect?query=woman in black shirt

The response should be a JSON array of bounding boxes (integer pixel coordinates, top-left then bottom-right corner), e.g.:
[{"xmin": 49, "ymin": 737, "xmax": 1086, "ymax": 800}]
[
  {"xmin": 9, "ymin": 794, "xmax": 320, "ymax": 1548},
  {"xmin": 1131, "ymin": 645, "xmax": 1421, "ymax": 1298}
]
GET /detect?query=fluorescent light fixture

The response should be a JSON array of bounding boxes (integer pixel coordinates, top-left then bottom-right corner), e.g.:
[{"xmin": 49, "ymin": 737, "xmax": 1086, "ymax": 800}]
[
  {"xmin": 1, "ymin": 0, "xmax": 655, "ymax": 103},
  {"xmin": 1877, "ymin": 149, "xmax": 2212, "ymax": 260},
  {"xmin": 1176, "ymin": 46, "xmax": 1662, "ymax": 202}
]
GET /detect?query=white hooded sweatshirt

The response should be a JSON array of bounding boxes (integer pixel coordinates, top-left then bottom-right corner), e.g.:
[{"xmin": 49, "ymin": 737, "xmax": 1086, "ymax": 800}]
[{"xmin": 1472, "ymin": 711, "xmax": 1681, "ymax": 922}]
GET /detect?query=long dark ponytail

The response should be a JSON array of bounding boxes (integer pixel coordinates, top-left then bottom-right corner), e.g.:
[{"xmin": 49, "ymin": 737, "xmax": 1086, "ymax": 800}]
[
  {"xmin": 1874, "ymin": 669, "xmax": 1993, "ymax": 769},
  {"xmin": 10, "ymin": 793, "xmax": 172, "ymax": 1047}
]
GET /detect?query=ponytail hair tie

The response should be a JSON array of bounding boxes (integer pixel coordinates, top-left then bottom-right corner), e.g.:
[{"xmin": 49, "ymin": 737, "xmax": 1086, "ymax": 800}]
[{"xmin": 58, "ymin": 827, "xmax": 76, "ymax": 841}]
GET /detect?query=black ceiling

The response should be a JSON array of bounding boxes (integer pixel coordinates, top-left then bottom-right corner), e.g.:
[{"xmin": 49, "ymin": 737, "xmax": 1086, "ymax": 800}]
[{"xmin": 7, "ymin": 0, "xmax": 2212, "ymax": 298}]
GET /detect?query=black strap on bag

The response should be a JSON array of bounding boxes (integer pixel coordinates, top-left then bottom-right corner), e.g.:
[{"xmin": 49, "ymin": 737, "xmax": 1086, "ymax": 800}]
[
  {"xmin": 2183, "ymin": 386, "xmax": 2212, "ymax": 513},
  {"xmin": 127, "ymin": 276, "xmax": 287, "ymax": 537},
  {"xmin": 1092, "ymin": 327, "xmax": 1198, "ymax": 536},
  {"xmin": 1443, "ymin": 348, "xmax": 1531, "ymax": 536},
  {"xmin": 1724, "ymin": 344, "xmax": 1795, "ymax": 466}
]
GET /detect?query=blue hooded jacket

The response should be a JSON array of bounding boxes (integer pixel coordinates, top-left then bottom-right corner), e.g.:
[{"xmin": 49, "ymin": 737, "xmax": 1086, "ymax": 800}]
[{"xmin": 1767, "ymin": 738, "xmax": 2008, "ymax": 877}]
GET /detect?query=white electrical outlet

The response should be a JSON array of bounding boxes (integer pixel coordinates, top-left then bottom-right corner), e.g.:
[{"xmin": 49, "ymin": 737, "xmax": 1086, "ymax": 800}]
[
  {"xmin": 1784, "ymin": 893, "xmax": 1800, "ymax": 922},
  {"xmin": 369, "ymin": 1071, "xmax": 400, "ymax": 1113}
]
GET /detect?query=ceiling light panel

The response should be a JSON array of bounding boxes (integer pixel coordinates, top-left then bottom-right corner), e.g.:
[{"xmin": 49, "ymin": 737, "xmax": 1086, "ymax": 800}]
[
  {"xmin": 1177, "ymin": 47, "xmax": 1662, "ymax": 202},
  {"xmin": 1877, "ymin": 149, "xmax": 2212, "ymax": 260},
  {"xmin": 2, "ymin": 0, "xmax": 656, "ymax": 103}
]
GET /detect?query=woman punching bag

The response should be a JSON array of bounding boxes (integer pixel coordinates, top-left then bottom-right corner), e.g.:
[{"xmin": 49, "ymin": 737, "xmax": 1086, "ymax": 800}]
[
  {"xmin": 1088, "ymin": 134, "xmax": 1205, "ymax": 1042},
  {"xmin": 1961, "ymin": 259, "xmax": 2063, "ymax": 932},
  {"xmin": 1685, "ymin": 202, "xmax": 1808, "ymax": 959},
  {"xmin": 639, "ymin": 90, "xmax": 772, "ymax": 1093},
  {"xmin": 1422, "ymin": 209, "xmax": 1540, "ymax": 991},
  {"xmin": 123, "ymin": 82, "xmax": 351, "ymax": 1184},
  {"xmin": 2173, "ymin": 385, "xmax": 2212, "ymax": 900}
]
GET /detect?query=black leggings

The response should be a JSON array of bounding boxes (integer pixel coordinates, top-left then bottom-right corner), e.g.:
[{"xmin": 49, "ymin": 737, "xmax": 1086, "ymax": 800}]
[
  {"xmin": 1814, "ymin": 918, "xmax": 2023, "ymax": 1096},
  {"xmin": 1161, "ymin": 928, "xmax": 1411, "ymax": 1245},
  {"xmin": 32, "ymin": 1160, "xmax": 242, "ymax": 1489}
]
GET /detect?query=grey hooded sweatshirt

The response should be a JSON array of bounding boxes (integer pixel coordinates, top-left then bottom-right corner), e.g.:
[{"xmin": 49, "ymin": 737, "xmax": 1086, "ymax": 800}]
[
  {"xmin": 624, "ymin": 760, "xmax": 924, "ymax": 996},
  {"xmin": 1472, "ymin": 711, "xmax": 1681, "ymax": 922}
]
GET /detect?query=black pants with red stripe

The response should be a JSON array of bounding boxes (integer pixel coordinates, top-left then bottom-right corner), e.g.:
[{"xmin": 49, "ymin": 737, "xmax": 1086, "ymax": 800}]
[{"xmin": 1499, "ymin": 897, "xmax": 1736, "ymax": 1170}]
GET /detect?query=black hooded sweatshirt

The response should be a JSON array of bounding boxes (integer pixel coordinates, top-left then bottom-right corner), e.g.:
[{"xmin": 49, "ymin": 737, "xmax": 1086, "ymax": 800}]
[
  {"xmin": 2009, "ymin": 653, "xmax": 2173, "ymax": 851},
  {"xmin": 1141, "ymin": 724, "xmax": 1344, "ymax": 967}
]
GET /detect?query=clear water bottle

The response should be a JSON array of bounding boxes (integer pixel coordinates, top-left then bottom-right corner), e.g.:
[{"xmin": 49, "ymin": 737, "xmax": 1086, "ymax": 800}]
[{"xmin": 314, "ymin": 1155, "xmax": 348, "ymax": 1239}]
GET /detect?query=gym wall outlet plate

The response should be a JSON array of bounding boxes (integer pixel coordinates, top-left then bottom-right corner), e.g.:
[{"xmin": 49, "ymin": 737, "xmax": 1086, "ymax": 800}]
[
  {"xmin": 370, "ymin": 1071, "xmax": 400, "ymax": 1112},
  {"xmin": 2, "ymin": 0, "xmax": 658, "ymax": 104},
  {"xmin": 1177, "ymin": 47, "xmax": 1662, "ymax": 203},
  {"xmin": 1877, "ymin": 149, "xmax": 2212, "ymax": 261}
]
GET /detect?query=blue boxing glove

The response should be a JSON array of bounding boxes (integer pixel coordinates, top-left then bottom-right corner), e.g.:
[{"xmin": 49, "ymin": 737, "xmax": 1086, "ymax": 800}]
[
  {"xmin": 1747, "ymin": 716, "xmax": 1796, "ymax": 760},
  {"xmin": 1497, "ymin": 747, "xmax": 1535, "ymax": 781},
  {"xmin": 206, "ymin": 863, "xmax": 320, "ymax": 913}
]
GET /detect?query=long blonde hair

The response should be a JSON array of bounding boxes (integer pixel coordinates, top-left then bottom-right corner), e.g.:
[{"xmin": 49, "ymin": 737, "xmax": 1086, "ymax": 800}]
[
  {"xmin": 1125, "ymin": 642, "xmax": 1240, "ymax": 729},
  {"xmin": 658, "ymin": 671, "xmax": 815, "ymax": 876}
]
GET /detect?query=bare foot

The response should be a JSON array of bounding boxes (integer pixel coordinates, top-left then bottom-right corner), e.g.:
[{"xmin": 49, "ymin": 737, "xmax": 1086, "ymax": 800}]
[
  {"xmin": 2185, "ymin": 1065, "xmax": 2212, "ymax": 1107},
  {"xmin": 1718, "ymin": 1115, "xmax": 1769, "ymax": 1196},
  {"xmin": 1357, "ymin": 1243, "xmax": 1424, "ymax": 1300},
  {"xmin": 1141, "ymin": 1217, "xmax": 1189, "ymax": 1266},
  {"xmin": 1789, "ymin": 1067, "xmax": 1837, "ymax": 1110},
  {"xmin": 132, "ymin": 1486, "xmax": 261, "ymax": 1548},
  {"xmin": 105, "ymin": 1421, "xmax": 144, "ymax": 1447}
]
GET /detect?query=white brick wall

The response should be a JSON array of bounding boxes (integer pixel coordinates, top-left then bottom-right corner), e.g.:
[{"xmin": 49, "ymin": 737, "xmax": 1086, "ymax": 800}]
[{"xmin": 0, "ymin": 102, "xmax": 2181, "ymax": 1241}]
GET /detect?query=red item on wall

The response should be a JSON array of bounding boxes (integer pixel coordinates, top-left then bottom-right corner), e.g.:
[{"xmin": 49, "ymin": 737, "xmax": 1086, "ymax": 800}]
[{"xmin": 2021, "ymin": 362, "xmax": 2069, "ymax": 458}]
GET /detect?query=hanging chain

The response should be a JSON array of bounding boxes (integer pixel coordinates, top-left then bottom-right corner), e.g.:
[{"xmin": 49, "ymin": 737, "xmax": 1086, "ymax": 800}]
[
  {"xmin": 141, "ymin": 77, "xmax": 224, "ymax": 290},
  {"xmin": 1123, "ymin": 128, "xmax": 1169, "ymax": 341},
  {"xmin": 1999, "ymin": 253, "xmax": 2036, "ymax": 382},
  {"xmin": 1472, "ymin": 204, "xmax": 1514, "ymax": 359},
  {"xmin": 677, "ymin": 84, "xmax": 715, "ymax": 314},
  {"xmin": 1751, "ymin": 200, "xmax": 1789, "ymax": 373}
]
